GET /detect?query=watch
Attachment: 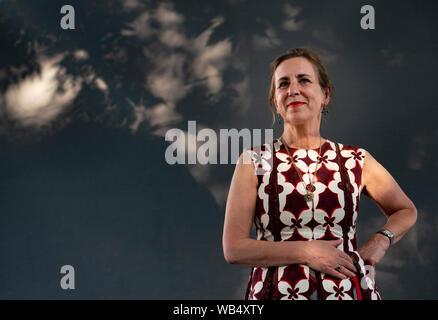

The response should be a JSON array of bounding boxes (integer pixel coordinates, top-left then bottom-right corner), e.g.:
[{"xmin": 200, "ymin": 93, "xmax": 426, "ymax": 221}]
[{"xmin": 376, "ymin": 229, "xmax": 394, "ymax": 246}]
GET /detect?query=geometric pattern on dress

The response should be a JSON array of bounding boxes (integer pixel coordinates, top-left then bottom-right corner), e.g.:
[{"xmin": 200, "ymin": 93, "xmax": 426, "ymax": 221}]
[{"xmin": 245, "ymin": 138, "xmax": 381, "ymax": 300}]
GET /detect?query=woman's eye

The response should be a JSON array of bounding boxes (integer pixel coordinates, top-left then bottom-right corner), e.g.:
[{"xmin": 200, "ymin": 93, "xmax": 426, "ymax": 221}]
[
  {"xmin": 279, "ymin": 81, "xmax": 288, "ymax": 88},
  {"xmin": 300, "ymin": 78, "xmax": 310, "ymax": 83}
]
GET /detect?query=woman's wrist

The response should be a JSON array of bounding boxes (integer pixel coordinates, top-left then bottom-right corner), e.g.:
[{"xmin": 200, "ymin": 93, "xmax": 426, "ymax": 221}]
[
  {"xmin": 297, "ymin": 241, "xmax": 311, "ymax": 265},
  {"xmin": 373, "ymin": 233, "xmax": 390, "ymax": 250}
]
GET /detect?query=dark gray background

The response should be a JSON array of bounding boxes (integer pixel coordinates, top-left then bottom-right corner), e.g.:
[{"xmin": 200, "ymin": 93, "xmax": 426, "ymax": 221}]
[{"xmin": 0, "ymin": 0, "xmax": 436, "ymax": 299}]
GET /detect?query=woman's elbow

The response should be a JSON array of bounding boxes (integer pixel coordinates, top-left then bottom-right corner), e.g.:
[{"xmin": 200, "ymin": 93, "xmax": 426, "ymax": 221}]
[
  {"xmin": 224, "ymin": 251, "xmax": 237, "ymax": 265},
  {"xmin": 223, "ymin": 240, "xmax": 242, "ymax": 265}
]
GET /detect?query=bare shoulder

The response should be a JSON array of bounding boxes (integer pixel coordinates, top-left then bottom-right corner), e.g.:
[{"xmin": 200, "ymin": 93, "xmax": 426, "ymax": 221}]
[
  {"xmin": 362, "ymin": 149, "xmax": 375, "ymax": 187},
  {"xmin": 236, "ymin": 149, "xmax": 258, "ymax": 182},
  {"xmin": 223, "ymin": 149, "xmax": 260, "ymax": 246},
  {"xmin": 362, "ymin": 149, "xmax": 391, "ymax": 187},
  {"xmin": 362, "ymin": 149, "xmax": 416, "ymax": 216},
  {"xmin": 362, "ymin": 149, "xmax": 389, "ymax": 194}
]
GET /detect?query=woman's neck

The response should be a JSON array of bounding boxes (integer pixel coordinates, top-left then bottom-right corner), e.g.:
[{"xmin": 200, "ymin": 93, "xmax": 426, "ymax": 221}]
[{"xmin": 281, "ymin": 123, "xmax": 324, "ymax": 149}]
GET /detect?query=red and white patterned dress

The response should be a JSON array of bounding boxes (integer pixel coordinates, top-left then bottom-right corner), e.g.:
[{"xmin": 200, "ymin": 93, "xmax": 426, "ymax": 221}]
[{"xmin": 244, "ymin": 138, "xmax": 381, "ymax": 300}]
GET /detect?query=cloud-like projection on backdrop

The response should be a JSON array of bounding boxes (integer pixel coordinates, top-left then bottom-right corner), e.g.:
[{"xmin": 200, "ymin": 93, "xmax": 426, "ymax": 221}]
[
  {"xmin": 120, "ymin": 2, "xmax": 232, "ymax": 136},
  {"xmin": 282, "ymin": 3, "xmax": 304, "ymax": 31},
  {"xmin": 4, "ymin": 53, "xmax": 82, "ymax": 128}
]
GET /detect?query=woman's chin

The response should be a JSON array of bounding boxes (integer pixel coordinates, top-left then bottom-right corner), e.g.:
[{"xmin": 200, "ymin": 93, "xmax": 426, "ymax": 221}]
[{"xmin": 284, "ymin": 115, "xmax": 309, "ymax": 125}]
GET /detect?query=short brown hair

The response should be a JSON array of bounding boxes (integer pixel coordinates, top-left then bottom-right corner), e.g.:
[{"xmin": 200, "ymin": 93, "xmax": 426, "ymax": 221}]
[{"xmin": 268, "ymin": 47, "xmax": 333, "ymax": 124}]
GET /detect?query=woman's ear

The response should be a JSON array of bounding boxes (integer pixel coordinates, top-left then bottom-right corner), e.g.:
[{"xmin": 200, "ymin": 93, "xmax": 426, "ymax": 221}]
[
  {"xmin": 273, "ymin": 97, "xmax": 279, "ymax": 114},
  {"xmin": 324, "ymin": 87, "xmax": 332, "ymax": 106}
]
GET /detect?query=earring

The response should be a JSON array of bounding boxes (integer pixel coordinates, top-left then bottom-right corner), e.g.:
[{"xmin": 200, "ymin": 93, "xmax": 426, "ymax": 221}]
[
  {"xmin": 277, "ymin": 115, "xmax": 282, "ymax": 124},
  {"xmin": 321, "ymin": 105, "xmax": 329, "ymax": 116}
]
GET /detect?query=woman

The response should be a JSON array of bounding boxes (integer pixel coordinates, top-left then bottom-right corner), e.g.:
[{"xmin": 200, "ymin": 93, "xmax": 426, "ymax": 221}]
[{"xmin": 222, "ymin": 48, "xmax": 417, "ymax": 300}]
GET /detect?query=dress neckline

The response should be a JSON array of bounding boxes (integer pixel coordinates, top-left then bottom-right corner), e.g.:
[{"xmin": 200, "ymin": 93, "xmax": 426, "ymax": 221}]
[{"xmin": 276, "ymin": 138, "xmax": 331, "ymax": 151}]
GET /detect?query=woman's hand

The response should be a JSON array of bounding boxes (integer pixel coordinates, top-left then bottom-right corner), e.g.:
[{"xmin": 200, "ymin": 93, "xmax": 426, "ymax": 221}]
[
  {"xmin": 305, "ymin": 239, "xmax": 357, "ymax": 279},
  {"xmin": 358, "ymin": 233, "xmax": 390, "ymax": 267}
]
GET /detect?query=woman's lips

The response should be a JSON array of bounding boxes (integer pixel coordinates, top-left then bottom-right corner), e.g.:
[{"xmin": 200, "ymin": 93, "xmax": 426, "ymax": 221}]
[{"xmin": 288, "ymin": 102, "xmax": 305, "ymax": 108}]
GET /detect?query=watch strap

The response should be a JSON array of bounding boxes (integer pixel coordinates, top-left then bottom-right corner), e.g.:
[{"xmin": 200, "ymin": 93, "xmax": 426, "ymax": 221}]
[{"xmin": 376, "ymin": 229, "xmax": 393, "ymax": 245}]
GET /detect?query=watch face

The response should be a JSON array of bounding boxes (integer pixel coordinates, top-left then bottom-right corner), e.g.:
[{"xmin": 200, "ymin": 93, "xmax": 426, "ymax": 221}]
[
  {"xmin": 383, "ymin": 230, "xmax": 394, "ymax": 238},
  {"xmin": 379, "ymin": 230, "xmax": 394, "ymax": 245}
]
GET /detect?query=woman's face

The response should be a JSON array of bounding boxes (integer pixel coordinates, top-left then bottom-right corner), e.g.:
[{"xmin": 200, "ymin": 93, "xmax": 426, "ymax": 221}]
[{"xmin": 273, "ymin": 57, "xmax": 330, "ymax": 125}]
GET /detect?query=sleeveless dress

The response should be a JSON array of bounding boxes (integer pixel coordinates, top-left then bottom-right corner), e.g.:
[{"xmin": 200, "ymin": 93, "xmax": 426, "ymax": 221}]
[{"xmin": 244, "ymin": 138, "xmax": 381, "ymax": 300}]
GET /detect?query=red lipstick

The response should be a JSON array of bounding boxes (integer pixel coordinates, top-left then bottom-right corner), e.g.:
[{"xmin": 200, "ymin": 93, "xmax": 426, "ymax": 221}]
[{"xmin": 288, "ymin": 101, "xmax": 305, "ymax": 108}]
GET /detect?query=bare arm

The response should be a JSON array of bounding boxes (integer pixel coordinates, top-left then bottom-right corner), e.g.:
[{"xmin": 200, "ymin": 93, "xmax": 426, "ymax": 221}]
[
  {"xmin": 222, "ymin": 151, "xmax": 308, "ymax": 267},
  {"xmin": 222, "ymin": 151, "xmax": 356, "ymax": 279},
  {"xmin": 359, "ymin": 150, "xmax": 418, "ymax": 266}
]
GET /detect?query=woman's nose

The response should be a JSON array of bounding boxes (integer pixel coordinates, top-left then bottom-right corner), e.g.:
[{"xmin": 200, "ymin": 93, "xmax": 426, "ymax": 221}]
[{"xmin": 287, "ymin": 82, "xmax": 300, "ymax": 96}]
